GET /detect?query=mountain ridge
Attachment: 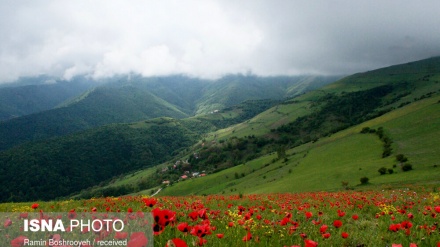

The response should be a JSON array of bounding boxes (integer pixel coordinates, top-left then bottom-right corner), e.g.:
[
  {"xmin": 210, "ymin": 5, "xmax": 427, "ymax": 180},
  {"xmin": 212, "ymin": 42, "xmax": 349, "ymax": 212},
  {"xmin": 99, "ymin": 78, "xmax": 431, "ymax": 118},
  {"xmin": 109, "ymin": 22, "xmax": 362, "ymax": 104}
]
[{"xmin": 0, "ymin": 74, "xmax": 339, "ymax": 151}]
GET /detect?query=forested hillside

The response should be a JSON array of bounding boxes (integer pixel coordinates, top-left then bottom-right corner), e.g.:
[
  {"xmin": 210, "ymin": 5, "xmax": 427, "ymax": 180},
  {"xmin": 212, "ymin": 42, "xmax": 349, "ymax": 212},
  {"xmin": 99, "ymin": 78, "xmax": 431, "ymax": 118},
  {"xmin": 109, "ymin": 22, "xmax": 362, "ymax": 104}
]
[
  {"xmin": 0, "ymin": 99, "xmax": 279, "ymax": 202},
  {"xmin": 0, "ymin": 76, "xmax": 96, "ymax": 121},
  {"xmin": 0, "ymin": 74, "xmax": 337, "ymax": 151},
  {"xmin": 0, "ymin": 86, "xmax": 188, "ymax": 151},
  {"xmin": 0, "ymin": 119, "xmax": 197, "ymax": 201}
]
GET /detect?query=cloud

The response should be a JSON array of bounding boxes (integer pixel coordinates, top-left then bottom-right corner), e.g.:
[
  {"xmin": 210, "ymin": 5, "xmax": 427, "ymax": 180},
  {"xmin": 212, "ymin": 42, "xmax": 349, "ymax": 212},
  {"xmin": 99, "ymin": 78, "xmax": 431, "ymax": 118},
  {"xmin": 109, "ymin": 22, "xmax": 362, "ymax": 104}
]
[{"xmin": 0, "ymin": 0, "xmax": 439, "ymax": 83}]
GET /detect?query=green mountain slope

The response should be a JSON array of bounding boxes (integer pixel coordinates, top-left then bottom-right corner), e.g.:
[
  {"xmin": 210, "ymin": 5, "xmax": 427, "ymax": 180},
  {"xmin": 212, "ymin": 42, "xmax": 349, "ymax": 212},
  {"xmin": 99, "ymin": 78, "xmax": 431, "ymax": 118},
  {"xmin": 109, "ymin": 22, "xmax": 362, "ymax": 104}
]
[
  {"xmin": 208, "ymin": 57, "xmax": 440, "ymax": 142},
  {"xmin": 121, "ymin": 75, "xmax": 208, "ymax": 115},
  {"xmin": 0, "ymin": 77, "xmax": 95, "ymax": 121},
  {"xmin": 0, "ymin": 99, "xmax": 279, "ymax": 202},
  {"xmin": 0, "ymin": 74, "xmax": 337, "ymax": 151},
  {"xmin": 159, "ymin": 94, "xmax": 440, "ymax": 196},
  {"xmin": 194, "ymin": 74, "xmax": 342, "ymax": 115},
  {"xmin": 0, "ymin": 85, "xmax": 188, "ymax": 151},
  {"xmin": 120, "ymin": 56, "xmax": 440, "ymax": 196},
  {"xmin": 0, "ymin": 118, "xmax": 198, "ymax": 202}
]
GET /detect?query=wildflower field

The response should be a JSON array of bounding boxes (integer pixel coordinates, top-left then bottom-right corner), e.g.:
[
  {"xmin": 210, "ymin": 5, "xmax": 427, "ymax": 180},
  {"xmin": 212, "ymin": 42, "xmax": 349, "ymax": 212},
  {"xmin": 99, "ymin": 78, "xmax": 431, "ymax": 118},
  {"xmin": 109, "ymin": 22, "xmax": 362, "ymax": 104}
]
[{"xmin": 1, "ymin": 187, "xmax": 440, "ymax": 247}]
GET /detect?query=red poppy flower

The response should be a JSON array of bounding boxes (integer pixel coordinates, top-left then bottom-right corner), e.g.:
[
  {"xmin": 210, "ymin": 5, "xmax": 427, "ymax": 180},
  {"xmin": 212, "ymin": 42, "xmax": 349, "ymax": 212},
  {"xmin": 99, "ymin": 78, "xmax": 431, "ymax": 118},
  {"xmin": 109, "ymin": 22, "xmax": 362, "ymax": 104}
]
[
  {"xmin": 322, "ymin": 232, "xmax": 331, "ymax": 239},
  {"xmin": 19, "ymin": 213, "xmax": 28, "ymax": 219},
  {"xmin": 352, "ymin": 214, "xmax": 359, "ymax": 220},
  {"xmin": 305, "ymin": 212, "xmax": 313, "ymax": 219},
  {"xmin": 3, "ymin": 218, "xmax": 12, "ymax": 228},
  {"xmin": 188, "ymin": 211, "xmax": 199, "ymax": 221},
  {"xmin": 190, "ymin": 224, "xmax": 211, "ymax": 238},
  {"xmin": 51, "ymin": 234, "xmax": 61, "ymax": 243},
  {"xmin": 152, "ymin": 208, "xmax": 176, "ymax": 227},
  {"xmin": 389, "ymin": 223, "xmax": 401, "ymax": 232},
  {"xmin": 280, "ymin": 217, "xmax": 290, "ymax": 226},
  {"xmin": 216, "ymin": 233, "xmax": 224, "ymax": 239},
  {"xmin": 166, "ymin": 238, "xmax": 188, "ymax": 247},
  {"xmin": 242, "ymin": 231, "xmax": 252, "ymax": 241},
  {"xmin": 68, "ymin": 209, "xmax": 77, "ymax": 219},
  {"xmin": 152, "ymin": 208, "xmax": 176, "ymax": 235},
  {"xmin": 304, "ymin": 239, "xmax": 318, "ymax": 247},
  {"xmin": 177, "ymin": 222, "xmax": 191, "ymax": 233},
  {"xmin": 401, "ymin": 221, "xmax": 413, "ymax": 229},
  {"xmin": 333, "ymin": 220, "xmax": 343, "ymax": 228},
  {"xmin": 11, "ymin": 236, "xmax": 28, "ymax": 247},
  {"xmin": 320, "ymin": 224, "xmax": 328, "ymax": 233},
  {"xmin": 198, "ymin": 209, "xmax": 208, "ymax": 220},
  {"xmin": 337, "ymin": 210, "xmax": 345, "ymax": 217},
  {"xmin": 435, "ymin": 206, "xmax": 440, "ymax": 213},
  {"xmin": 312, "ymin": 219, "xmax": 321, "ymax": 225},
  {"xmin": 31, "ymin": 203, "xmax": 39, "ymax": 209},
  {"xmin": 142, "ymin": 197, "xmax": 157, "ymax": 207},
  {"xmin": 196, "ymin": 237, "xmax": 208, "ymax": 246},
  {"xmin": 127, "ymin": 232, "xmax": 147, "ymax": 247},
  {"xmin": 341, "ymin": 232, "xmax": 349, "ymax": 238}
]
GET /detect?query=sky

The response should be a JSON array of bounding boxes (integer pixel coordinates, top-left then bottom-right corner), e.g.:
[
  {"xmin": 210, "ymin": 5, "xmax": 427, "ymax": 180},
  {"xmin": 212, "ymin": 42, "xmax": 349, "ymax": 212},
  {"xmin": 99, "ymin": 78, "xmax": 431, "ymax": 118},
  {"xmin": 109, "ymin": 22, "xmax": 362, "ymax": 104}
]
[{"xmin": 1, "ymin": 0, "xmax": 439, "ymax": 83}]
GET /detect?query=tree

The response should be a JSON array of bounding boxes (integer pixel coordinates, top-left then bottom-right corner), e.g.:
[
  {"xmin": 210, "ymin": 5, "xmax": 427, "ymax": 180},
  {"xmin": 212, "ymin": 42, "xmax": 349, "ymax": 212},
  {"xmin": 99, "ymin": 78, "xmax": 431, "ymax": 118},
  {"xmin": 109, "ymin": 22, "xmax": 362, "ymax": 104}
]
[
  {"xmin": 402, "ymin": 163, "xmax": 413, "ymax": 172},
  {"xmin": 277, "ymin": 146, "xmax": 286, "ymax": 160},
  {"xmin": 378, "ymin": 167, "xmax": 387, "ymax": 175},
  {"xmin": 395, "ymin": 154, "xmax": 408, "ymax": 162},
  {"xmin": 360, "ymin": 177, "xmax": 369, "ymax": 184}
]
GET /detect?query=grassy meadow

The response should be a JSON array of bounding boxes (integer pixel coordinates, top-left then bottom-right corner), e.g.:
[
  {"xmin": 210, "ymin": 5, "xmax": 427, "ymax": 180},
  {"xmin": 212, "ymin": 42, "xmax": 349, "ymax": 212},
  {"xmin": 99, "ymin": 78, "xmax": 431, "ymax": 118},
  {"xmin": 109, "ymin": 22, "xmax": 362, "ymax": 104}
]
[{"xmin": 159, "ymin": 95, "xmax": 440, "ymax": 196}]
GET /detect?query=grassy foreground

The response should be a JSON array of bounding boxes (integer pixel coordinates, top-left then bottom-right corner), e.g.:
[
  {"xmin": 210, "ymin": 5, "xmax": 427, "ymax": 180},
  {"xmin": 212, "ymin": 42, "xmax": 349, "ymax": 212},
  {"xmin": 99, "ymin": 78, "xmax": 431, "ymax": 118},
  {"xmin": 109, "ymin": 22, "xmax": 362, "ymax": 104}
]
[{"xmin": 1, "ymin": 187, "xmax": 440, "ymax": 246}]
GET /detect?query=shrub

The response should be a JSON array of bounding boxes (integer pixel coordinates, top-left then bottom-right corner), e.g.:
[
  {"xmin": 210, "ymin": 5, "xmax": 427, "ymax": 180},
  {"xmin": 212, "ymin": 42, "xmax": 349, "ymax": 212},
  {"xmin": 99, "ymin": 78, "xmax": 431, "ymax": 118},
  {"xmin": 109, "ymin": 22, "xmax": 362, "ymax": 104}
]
[
  {"xmin": 382, "ymin": 147, "xmax": 392, "ymax": 158},
  {"xmin": 378, "ymin": 167, "xmax": 387, "ymax": 175},
  {"xmin": 388, "ymin": 169, "xmax": 394, "ymax": 174},
  {"xmin": 360, "ymin": 177, "xmax": 369, "ymax": 184},
  {"xmin": 360, "ymin": 127, "xmax": 370, "ymax": 133},
  {"xmin": 395, "ymin": 154, "xmax": 408, "ymax": 162},
  {"xmin": 376, "ymin": 127, "xmax": 384, "ymax": 139},
  {"xmin": 402, "ymin": 163, "xmax": 413, "ymax": 172}
]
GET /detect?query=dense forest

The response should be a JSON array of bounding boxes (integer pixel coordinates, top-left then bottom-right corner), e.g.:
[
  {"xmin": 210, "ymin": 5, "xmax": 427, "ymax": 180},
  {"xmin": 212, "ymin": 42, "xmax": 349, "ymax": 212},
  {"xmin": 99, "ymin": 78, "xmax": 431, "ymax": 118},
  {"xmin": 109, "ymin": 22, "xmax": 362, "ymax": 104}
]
[{"xmin": 0, "ymin": 123, "xmax": 197, "ymax": 201}]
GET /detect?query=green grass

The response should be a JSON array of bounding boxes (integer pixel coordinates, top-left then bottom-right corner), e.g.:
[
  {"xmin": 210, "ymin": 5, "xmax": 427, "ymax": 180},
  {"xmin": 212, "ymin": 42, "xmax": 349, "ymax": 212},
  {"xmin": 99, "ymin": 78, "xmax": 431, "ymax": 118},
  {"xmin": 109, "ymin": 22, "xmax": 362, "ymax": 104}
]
[
  {"xmin": 160, "ymin": 95, "xmax": 440, "ymax": 196},
  {"xmin": 206, "ymin": 101, "xmax": 312, "ymax": 140}
]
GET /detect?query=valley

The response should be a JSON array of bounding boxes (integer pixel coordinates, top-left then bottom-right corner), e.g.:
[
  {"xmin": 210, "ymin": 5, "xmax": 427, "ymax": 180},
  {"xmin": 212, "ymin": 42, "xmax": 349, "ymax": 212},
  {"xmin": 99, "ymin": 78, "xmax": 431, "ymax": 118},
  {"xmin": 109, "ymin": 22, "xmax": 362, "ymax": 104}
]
[{"xmin": 0, "ymin": 57, "xmax": 439, "ymax": 202}]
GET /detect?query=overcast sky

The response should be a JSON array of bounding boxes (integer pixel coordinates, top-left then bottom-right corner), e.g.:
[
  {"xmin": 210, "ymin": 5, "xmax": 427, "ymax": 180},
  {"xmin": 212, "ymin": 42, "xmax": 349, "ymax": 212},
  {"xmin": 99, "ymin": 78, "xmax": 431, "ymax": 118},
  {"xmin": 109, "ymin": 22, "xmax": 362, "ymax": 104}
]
[{"xmin": 1, "ymin": 0, "xmax": 439, "ymax": 83}]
